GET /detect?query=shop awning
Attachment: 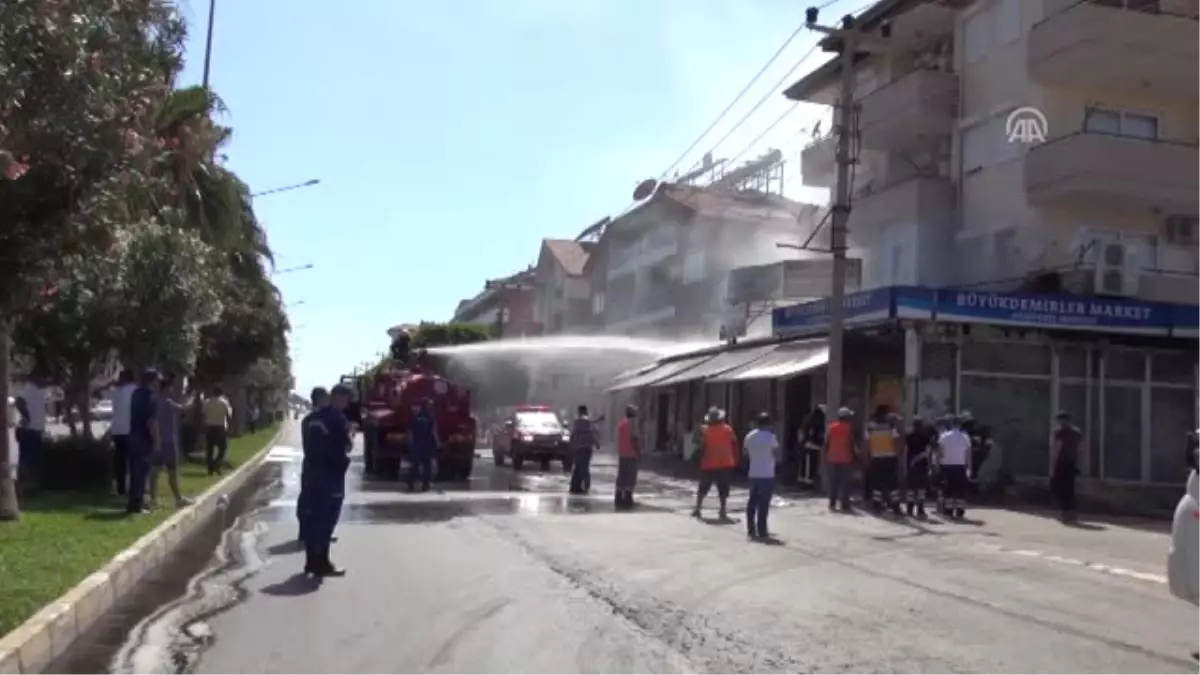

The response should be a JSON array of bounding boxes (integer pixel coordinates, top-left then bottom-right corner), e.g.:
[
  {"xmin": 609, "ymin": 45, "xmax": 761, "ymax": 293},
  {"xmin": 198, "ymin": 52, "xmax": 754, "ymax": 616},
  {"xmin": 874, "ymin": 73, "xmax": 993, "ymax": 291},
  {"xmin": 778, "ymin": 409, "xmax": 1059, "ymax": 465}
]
[
  {"xmin": 606, "ymin": 354, "xmax": 716, "ymax": 392},
  {"xmin": 652, "ymin": 344, "xmax": 779, "ymax": 387},
  {"xmin": 605, "ymin": 362, "xmax": 660, "ymax": 392},
  {"xmin": 709, "ymin": 340, "xmax": 828, "ymax": 383}
]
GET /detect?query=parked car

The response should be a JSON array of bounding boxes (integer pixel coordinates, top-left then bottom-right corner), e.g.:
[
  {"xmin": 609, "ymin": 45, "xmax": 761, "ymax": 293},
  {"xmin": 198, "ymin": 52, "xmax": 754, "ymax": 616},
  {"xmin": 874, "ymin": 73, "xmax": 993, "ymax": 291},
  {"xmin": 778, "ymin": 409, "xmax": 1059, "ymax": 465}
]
[
  {"xmin": 90, "ymin": 399, "xmax": 114, "ymax": 422},
  {"xmin": 492, "ymin": 405, "xmax": 571, "ymax": 472}
]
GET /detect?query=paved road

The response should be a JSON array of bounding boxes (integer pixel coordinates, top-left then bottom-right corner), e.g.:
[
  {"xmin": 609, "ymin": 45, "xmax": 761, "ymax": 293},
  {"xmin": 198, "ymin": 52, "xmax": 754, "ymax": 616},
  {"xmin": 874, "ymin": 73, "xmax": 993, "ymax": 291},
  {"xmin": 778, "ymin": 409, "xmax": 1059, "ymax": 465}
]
[{"xmin": 110, "ymin": 425, "xmax": 1197, "ymax": 673}]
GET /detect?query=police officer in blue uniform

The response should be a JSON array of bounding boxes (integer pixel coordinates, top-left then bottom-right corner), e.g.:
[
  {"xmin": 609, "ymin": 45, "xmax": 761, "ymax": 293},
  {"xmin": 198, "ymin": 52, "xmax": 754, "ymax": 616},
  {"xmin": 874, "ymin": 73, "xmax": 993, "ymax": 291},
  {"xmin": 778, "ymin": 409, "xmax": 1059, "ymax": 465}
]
[
  {"xmin": 297, "ymin": 386, "xmax": 329, "ymax": 543},
  {"xmin": 303, "ymin": 384, "xmax": 353, "ymax": 577}
]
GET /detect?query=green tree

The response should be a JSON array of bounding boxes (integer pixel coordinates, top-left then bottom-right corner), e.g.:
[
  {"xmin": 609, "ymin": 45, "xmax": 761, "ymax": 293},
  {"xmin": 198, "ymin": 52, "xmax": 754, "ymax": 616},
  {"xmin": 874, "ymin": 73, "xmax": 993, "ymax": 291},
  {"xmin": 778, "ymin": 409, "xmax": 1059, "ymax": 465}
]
[
  {"xmin": 115, "ymin": 220, "xmax": 226, "ymax": 373},
  {"xmin": 0, "ymin": 0, "xmax": 187, "ymax": 521}
]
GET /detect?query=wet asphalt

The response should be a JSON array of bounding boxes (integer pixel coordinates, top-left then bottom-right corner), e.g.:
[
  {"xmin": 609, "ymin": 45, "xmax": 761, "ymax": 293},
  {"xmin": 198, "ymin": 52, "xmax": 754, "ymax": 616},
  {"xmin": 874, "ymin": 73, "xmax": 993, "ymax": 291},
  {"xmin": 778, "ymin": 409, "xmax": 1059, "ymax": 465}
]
[{"xmin": 52, "ymin": 424, "xmax": 1200, "ymax": 673}]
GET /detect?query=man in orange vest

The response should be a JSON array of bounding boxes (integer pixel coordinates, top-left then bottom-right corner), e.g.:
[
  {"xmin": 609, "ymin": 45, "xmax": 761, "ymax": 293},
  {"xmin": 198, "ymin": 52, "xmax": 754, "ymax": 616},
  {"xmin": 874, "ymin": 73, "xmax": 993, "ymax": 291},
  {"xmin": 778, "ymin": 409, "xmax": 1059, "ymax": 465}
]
[
  {"xmin": 823, "ymin": 406, "xmax": 857, "ymax": 512},
  {"xmin": 615, "ymin": 405, "xmax": 640, "ymax": 509},
  {"xmin": 691, "ymin": 408, "xmax": 738, "ymax": 520}
]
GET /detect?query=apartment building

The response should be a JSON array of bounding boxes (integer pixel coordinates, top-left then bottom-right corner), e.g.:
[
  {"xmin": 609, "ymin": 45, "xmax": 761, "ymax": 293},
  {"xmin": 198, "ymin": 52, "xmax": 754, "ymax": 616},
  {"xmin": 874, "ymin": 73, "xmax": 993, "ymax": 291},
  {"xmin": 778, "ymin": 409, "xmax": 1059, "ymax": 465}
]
[
  {"xmin": 792, "ymin": 0, "xmax": 1198, "ymax": 299},
  {"xmin": 533, "ymin": 239, "xmax": 593, "ymax": 335},
  {"xmin": 451, "ymin": 267, "xmax": 539, "ymax": 338},
  {"xmin": 600, "ymin": 181, "xmax": 825, "ymax": 338},
  {"xmin": 775, "ymin": 0, "xmax": 1198, "ymax": 495}
]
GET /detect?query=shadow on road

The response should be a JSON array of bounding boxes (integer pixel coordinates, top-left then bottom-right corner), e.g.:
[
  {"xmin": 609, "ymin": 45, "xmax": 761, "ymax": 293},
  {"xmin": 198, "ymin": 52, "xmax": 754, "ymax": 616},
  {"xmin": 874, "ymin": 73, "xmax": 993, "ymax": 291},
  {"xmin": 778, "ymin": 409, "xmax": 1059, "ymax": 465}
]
[
  {"xmin": 261, "ymin": 573, "xmax": 322, "ymax": 597},
  {"xmin": 266, "ymin": 539, "xmax": 305, "ymax": 555}
]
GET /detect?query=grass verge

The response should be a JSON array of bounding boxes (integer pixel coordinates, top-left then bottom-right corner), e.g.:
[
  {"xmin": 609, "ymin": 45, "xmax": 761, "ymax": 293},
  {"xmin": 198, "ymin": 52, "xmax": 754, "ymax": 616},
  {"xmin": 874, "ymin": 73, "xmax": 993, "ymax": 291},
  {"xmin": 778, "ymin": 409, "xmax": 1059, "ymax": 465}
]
[{"xmin": 0, "ymin": 424, "xmax": 280, "ymax": 638}]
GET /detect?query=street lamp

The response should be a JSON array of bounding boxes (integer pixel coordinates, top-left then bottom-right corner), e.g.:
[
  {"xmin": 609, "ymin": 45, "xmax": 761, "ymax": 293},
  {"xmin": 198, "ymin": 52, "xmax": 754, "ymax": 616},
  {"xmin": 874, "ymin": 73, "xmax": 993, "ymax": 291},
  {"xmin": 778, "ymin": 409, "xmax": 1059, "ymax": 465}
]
[
  {"xmin": 251, "ymin": 179, "xmax": 320, "ymax": 199},
  {"xmin": 272, "ymin": 263, "xmax": 314, "ymax": 276}
]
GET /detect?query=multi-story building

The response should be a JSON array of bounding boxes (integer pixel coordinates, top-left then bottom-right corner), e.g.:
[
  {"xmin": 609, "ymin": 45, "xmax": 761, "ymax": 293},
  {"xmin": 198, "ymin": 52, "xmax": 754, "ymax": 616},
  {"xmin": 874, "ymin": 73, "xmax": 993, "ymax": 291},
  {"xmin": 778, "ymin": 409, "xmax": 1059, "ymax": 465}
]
[
  {"xmin": 533, "ymin": 239, "xmax": 593, "ymax": 335},
  {"xmin": 600, "ymin": 181, "xmax": 826, "ymax": 339},
  {"xmin": 759, "ymin": 0, "xmax": 1199, "ymax": 496},
  {"xmin": 790, "ymin": 0, "xmax": 1198, "ymax": 299},
  {"xmin": 451, "ymin": 267, "xmax": 539, "ymax": 338}
]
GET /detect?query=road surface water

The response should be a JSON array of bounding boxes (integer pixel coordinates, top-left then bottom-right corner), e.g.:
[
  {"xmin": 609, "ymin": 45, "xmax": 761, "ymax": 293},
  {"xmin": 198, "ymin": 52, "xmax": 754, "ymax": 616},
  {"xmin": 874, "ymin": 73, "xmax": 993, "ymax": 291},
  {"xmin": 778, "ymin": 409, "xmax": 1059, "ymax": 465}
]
[{"xmin": 51, "ymin": 425, "xmax": 1200, "ymax": 673}]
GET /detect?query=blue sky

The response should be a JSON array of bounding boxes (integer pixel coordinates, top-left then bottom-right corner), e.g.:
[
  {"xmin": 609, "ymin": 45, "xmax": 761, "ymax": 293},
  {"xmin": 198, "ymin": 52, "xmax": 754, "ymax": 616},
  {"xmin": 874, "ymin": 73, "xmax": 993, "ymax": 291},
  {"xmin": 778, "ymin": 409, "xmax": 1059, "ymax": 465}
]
[{"xmin": 176, "ymin": 0, "xmax": 862, "ymax": 396}]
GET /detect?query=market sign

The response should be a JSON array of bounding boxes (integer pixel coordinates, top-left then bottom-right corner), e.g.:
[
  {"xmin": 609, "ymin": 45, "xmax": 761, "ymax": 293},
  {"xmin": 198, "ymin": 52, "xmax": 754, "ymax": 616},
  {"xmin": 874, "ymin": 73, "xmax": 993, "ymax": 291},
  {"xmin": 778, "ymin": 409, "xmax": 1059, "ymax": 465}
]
[{"xmin": 928, "ymin": 290, "xmax": 1161, "ymax": 331}]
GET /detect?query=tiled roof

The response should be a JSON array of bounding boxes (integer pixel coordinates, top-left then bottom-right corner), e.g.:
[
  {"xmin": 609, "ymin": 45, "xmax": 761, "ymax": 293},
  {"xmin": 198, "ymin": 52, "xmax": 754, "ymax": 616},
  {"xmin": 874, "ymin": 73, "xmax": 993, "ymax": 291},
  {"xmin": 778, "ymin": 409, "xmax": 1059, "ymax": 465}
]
[{"xmin": 542, "ymin": 239, "xmax": 591, "ymax": 276}]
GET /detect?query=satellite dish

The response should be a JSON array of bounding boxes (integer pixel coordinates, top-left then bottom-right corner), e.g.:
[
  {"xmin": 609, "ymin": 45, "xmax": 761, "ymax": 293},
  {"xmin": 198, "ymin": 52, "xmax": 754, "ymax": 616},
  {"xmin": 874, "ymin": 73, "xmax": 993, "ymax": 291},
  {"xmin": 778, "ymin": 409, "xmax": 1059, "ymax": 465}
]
[{"xmin": 632, "ymin": 178, "xmax": 658, "ymax": 201}]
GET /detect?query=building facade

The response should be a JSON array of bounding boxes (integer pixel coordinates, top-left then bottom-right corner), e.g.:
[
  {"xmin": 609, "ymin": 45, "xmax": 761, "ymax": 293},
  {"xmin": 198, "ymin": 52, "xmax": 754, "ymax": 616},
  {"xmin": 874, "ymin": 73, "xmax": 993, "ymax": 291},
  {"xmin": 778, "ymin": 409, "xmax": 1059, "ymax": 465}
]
[
  {"xmin": 790, "ymin": 0, "xmax": 1199, "ymax": 300},
  {"xmin": 451, "ymin": 267, "xmax": 539, "ymax": 338},
  {"xmin": 600, "ymin": 182, "xmax": 826, "ymax": 338}
]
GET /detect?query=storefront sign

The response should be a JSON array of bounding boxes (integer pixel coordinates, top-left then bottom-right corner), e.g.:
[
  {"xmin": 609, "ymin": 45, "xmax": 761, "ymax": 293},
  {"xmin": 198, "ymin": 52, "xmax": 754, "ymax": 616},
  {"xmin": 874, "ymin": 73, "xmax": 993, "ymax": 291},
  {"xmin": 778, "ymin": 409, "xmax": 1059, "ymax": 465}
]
[
  {"xmin": 919, "ymin": 289, "xmax": 1181, "ymax": 335},
  {"xmin": 772, "ymin": 287, "xmax": 893, "ymax": 335}
]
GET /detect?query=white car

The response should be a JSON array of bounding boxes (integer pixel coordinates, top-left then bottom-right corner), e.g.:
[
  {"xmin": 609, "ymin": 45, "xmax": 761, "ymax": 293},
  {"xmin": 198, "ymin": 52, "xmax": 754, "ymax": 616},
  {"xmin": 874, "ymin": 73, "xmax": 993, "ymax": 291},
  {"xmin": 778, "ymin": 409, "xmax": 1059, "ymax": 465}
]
[
  {"xmin": 1167, "ymin": 468, "xmax": 1198, "ymax": 606},
  {"xmin": 91, "ymin": 399, "xmax": 114, "ymax": 422}
]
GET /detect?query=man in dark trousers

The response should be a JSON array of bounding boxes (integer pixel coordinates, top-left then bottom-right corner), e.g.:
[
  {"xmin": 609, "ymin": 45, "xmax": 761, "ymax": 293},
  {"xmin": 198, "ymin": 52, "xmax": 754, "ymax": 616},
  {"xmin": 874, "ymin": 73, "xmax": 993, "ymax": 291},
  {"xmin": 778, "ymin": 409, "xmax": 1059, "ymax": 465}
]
[
  {"xmin": 109, "ymin": 369, "xmax": 136, "ymax": 496},
  {"xmin": 904, "ymin": 418, "xmax": 935, "ymax": 518},
  {"xmin": 127, "ymin": 369, "xmax": 160, "ymax": 515},
  {"xmin": 408, "ymin": 398, "xmax": 438, "ymax": 492},
  {"xmin": 297, "ymin": 387, "xmax": 329, "ymax": 543},
  {"xmin": 303, "ymin": 384, "xmax": 353, "ymax": 577},
  {"xmin": 569, "ymin": 405, "xmax": 598, "ymax": 495},
  {"xmin": 1051, "ymin": 410, "xmax": 1083, "ymax": 523},
  {"xmin": 798, "ymin": 404, "xmax": 826, "ymax": 485}
]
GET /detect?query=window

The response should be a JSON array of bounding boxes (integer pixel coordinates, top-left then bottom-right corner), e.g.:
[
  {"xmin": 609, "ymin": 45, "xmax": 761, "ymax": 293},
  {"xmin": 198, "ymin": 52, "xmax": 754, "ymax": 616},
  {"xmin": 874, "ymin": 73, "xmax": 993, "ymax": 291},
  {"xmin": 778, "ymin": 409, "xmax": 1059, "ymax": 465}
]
[
  {"xmin": 961, "ymin": 123, "xmax": 991, "ymax": 171},
  {"xmin": 1123, "ymin": 113, "xmax": 1158, "ymax": 139},
  {"xmin": 681, "ymin": 250, "xmax": 706, "ymax": 283},
  {"xmin": 963, "ymin": 10, "xmax": 991, "ymax": 63},
  {"xmin": 995, "ymin": 0, "xmax": 1021, "ymax": 45},
  {"xmin": 1085, "ymin": 107, "xmax": 1160, "ymax": 140}
]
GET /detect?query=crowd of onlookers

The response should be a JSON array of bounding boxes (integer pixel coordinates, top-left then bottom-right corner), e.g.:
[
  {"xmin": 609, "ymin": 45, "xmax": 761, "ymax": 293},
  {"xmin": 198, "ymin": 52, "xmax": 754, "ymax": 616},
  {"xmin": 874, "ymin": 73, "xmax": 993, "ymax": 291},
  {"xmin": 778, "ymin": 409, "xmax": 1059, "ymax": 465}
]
[{"xmin": 6, "ymin": 370, "xmax": 240, "ymax": 515}]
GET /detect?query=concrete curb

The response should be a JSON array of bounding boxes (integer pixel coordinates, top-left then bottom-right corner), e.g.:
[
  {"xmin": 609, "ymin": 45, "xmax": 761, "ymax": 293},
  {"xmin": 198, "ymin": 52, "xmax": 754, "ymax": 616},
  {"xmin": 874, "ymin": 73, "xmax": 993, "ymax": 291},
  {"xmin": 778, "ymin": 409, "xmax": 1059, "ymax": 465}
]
[{"xmin": 0, "ymin": 425, "xmax": 287, "ymax": 675}]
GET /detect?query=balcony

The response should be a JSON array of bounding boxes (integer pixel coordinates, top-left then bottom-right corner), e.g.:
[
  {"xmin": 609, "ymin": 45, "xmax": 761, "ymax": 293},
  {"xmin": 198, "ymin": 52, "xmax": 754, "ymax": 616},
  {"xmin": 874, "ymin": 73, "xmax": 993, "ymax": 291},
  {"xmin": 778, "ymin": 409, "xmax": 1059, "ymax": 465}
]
[
  {"xmin": 848, "ymin": 176, "xmax": 955, "ymax": 235},
  {"xmin": 1024, "ymin": 132, "xmax": 1199, "ymax": 213},
  {"xmin": 857, "ymin": 69, "xmax": 958, "ymax": 151},
  {"xmin": 799, "ymin": 136, "xmax": 836, "ymax": 188},
  {"xmin": 1028, "ymin": 1, "xmax": 1199, "ymax": 99}
]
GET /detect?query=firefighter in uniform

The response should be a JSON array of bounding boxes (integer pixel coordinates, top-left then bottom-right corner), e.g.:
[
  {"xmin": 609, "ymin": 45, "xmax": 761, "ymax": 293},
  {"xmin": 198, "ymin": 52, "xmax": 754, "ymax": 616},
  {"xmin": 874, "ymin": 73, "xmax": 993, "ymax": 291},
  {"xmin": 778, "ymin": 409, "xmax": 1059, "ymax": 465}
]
[
  {"xmin": 864, "ymin": 405, "xmax": 902, "ymax": 514},
  {"xmin": 302, "ymin": 384, "xmax": 354, "ymax": 577},
  {"xmin": 297, "ymin": 387, "xmax": 329, "ymax": 543}
]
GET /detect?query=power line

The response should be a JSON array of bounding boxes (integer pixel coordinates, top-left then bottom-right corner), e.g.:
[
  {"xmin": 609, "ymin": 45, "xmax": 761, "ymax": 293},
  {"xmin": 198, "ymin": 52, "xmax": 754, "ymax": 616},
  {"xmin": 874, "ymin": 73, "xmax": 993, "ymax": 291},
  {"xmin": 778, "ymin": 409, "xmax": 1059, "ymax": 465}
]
[{"xmin": 656, "ymin": 23, "xmax": 810, "ymax": 181}]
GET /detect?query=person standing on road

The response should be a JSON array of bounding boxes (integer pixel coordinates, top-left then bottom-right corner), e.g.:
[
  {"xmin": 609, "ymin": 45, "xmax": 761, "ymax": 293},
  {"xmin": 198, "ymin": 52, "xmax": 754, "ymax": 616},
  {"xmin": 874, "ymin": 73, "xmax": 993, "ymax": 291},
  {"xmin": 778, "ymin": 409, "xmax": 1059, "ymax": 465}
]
[
  {"xmin": 148, "ymin": 373, "xmax": 192, "ymax": 509},
  {"xmin": 692, "ymin": 408, "xmax": 738, "ymax": 520},
  {"xmin": 936, "ymin": 414, "xmax": 972, "ymax": 520},
  {"xmin": 203, "ymin": 386, "xmax": 232, "ymax": 476},
  {"xmin": 1051, "ymin": 410, "xmax": 1083, "ymax": 523},
  {"xmin": 109, "ymin": 369, "xmax": 136, "ymax": 496},
  {"xmin": 569, "ymin": 404, "xmax": 598, "ymax": 495},
  {"xmin": 127, "ymin": 369, "xmax": 160, "ymax": 515},
  {"xmin": 298, "ymin": 387, "xmax": 329, "ymax": 543},
  {"xmin": 743, "ymin": 412, "xmax": 779, "ymax": 540},
  {"xmin": 865, "ymin": 405, "xmax": 902, "ymax": 514},
  {"xmin": 614, "ymin": 405, "xmax": 641, "ymax": 509},
  {"xmin": 303, "ymin": 384, "xmax": 353, "ymax": 577},
  {"xmin": 904, "ymin": 418, "xmax": 934, "ymax": 518},
  {"xmin": 408, "ymin": 398, "xmax": 438, "ymax": 493},
  {"xmin": 824, "ymin": 407, "xmax": 857, "ymax": 512}
]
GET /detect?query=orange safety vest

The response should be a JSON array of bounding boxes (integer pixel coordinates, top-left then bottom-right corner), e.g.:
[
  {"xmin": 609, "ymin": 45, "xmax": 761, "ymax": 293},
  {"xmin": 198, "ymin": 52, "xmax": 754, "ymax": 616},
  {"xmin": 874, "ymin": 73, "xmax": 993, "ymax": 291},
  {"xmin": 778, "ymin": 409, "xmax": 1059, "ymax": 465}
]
[
  {"xmin": 826, "ymin": 421, "xmax": 855, "ymax": 465},
  {"xmin": 701, "ymin": 423, "xmax": 738, "ymax": 470},
  {"xmin": 617, "ymin": 418, "xmax": 639, "ymax": 458}
]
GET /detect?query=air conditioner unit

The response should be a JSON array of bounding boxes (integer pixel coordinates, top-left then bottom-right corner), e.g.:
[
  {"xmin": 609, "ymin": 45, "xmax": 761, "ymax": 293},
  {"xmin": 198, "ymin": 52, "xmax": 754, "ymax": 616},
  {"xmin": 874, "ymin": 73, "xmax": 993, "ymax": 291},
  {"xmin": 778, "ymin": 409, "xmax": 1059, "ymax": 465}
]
[
  {"xmin": 1092, "ymin": 239, "xmax": 1140, "ymax": 297},
  {"xmin": 1163, "ymin": 215, "xmax": 1199, "ymax": 246}
]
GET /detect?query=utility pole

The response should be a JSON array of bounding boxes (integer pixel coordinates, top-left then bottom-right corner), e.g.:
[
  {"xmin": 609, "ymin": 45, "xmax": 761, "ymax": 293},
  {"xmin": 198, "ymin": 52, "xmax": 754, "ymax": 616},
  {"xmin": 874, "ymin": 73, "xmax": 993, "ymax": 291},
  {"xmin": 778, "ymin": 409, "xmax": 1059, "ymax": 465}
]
[
  {"xmin": 804, "ymin": 7, "xmax": 890, "ymax": 488},
  {"xmin": 201, "ymin": 0, "xmax": 216, "ymax": 89}
]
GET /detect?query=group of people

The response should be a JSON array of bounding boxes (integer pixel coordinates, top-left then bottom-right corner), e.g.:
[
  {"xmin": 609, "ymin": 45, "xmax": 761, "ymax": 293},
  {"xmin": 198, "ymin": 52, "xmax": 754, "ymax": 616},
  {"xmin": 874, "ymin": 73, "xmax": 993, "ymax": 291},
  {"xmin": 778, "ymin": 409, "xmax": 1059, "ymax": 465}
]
[{"xmin": 109, "ymin": 368, "xmax": 213, "ymax": 514}]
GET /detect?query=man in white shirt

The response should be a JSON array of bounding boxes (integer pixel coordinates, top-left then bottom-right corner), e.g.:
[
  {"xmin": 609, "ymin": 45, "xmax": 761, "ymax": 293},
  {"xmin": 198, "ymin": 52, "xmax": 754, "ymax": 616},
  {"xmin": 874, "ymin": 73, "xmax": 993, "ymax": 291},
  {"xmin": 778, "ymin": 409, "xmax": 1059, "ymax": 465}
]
[
  {"xmin": 743, "ymin": 412, "xmax": 780, "ymax": 540},
  {"xmin": 15, "ymin": 377, "xmax": 49, "ymax": 485},
  {"xmin": 108, "ymin": 369, "xmax": 137, "ymax": 496},
  {"xmin": 937, "ymin": 414, "xmax": 973, "ymax": 521}
]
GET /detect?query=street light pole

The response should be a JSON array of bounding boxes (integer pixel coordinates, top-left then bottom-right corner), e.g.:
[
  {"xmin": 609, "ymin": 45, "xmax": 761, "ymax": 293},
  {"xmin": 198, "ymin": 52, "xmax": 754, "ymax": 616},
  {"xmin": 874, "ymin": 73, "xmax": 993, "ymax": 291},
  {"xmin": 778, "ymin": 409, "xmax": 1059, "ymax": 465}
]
[
  {"xmin": 201, "ymin": 0, "xmax": 216, "ymax": 90},
  {"xmin": 251, "ymin": 179, "xmax": 321, "ymax": 199}
]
